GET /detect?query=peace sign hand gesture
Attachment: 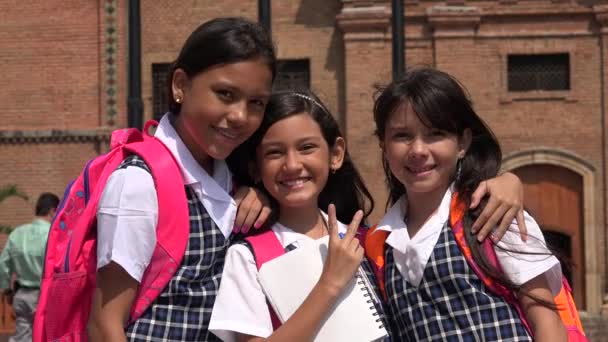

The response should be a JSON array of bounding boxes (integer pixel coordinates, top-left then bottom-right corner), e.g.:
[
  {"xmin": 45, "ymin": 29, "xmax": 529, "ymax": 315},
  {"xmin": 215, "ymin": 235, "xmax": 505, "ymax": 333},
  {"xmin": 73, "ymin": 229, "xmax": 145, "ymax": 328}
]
[{"xmin": 318, "ymin": 204, "xmax": 364, "ymax": 297}]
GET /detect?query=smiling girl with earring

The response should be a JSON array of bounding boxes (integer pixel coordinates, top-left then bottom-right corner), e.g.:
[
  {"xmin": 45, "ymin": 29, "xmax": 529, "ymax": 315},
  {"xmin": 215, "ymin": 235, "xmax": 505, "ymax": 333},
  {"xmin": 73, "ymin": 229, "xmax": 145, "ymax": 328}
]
[
  {"xmin": 368, "ymin": 67, "xmax": 571, "ymax": 341},
  {"xmin": 88, "ymin": 17, "xmax": 277, "ymax": 341}
]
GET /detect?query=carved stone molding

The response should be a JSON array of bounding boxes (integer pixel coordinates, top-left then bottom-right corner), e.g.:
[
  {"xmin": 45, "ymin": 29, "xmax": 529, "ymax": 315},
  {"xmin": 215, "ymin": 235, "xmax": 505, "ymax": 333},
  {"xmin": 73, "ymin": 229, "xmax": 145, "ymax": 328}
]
[
  {"xmin": 427, "ymin": 5, "xmax": 481, "ymax": 38},
  {"xmin": 337, "ymin": 1, "xmax": 390, "ymax": 40},
  {"xmin": 594, "ymin": 5, "xmax": 608, "ymax": 33},
  {"xmin": 0, "ymin": 129, "xmax": 112, "ymax": 144}
]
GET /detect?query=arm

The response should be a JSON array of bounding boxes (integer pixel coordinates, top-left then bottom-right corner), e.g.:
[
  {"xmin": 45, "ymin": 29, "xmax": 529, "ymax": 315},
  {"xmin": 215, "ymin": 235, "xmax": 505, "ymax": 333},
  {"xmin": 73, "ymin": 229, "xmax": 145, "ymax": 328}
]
[
  {"xmin": 493, "ymin": 212, "xmax": 565, "ymax": 341},
  {"xmin": 89, "ymin": 166, "xmax": 158, "ymax": 340},
  {"xmin": 0, "ymin": 236, "xmax": 13, "ymax": 290},
  {"xmin": 470, "ymin": 172, "xmax": 528, "ymax": 242},
  {"xmin": 233, "ymin": 186, "xmax": 272, "ymax": 234},
  {"xmin": 518, "ymin": 275, "xmax": 567, "ymax": 342},
  {"xmin": 88, "ymin": 262, "xmax": 138, "ymax": 342},
  {"xmin": 237, "ymin": 205, "xmax": 364, "ymax": 342}
]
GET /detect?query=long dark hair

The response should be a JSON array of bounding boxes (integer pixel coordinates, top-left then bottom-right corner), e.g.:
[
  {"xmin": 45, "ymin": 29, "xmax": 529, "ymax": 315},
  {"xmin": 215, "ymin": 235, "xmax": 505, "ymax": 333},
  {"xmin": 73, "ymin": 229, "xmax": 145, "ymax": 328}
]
[
  {"xmin": 168, "ymin": 17, "xmax": 277, "ymax": 114},
  {"xmin": 373, "ymin": 67, "xmax": 555, "ymax": 307},
  {"xmin": 228, "ymin": 90, "xmax": 374, "ymax": 225}
]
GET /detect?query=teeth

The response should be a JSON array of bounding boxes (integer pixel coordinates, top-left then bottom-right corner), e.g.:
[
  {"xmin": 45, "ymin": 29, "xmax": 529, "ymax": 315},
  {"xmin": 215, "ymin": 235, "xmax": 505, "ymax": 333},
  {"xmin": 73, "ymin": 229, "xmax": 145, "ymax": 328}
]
[
  {"xmin": 281, "ymin": 178, "xmax": 309, "ymax": 187},
  {"xmin": 408, "ymin": 165, "xmax": 434, "ymax": 173}
]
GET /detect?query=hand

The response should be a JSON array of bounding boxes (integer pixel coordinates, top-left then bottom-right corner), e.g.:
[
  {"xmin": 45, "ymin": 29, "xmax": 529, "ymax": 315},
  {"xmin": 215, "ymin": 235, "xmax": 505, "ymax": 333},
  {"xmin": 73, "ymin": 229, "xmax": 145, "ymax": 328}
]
[
  {"xmin": 2, "ymin": 289, "xmax": 14, "ymax": 306},
  {"xmin": 470, "ymin": 172, "xmax": 527, "ymax": 242},
  {"xmin": 318, "ymin": 204, "xmax": 364, "ymax": 296},
  {"xmin": 233, "ymin": 186, "xmax": 272, "ymax": 234}
]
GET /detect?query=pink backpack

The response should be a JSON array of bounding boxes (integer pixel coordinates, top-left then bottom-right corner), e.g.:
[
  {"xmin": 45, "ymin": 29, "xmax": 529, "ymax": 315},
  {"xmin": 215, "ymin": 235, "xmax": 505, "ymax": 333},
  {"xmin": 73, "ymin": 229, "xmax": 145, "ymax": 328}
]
[{"xmin": 33, "ymin": 121, "xmax": 190, "ymax": 342}]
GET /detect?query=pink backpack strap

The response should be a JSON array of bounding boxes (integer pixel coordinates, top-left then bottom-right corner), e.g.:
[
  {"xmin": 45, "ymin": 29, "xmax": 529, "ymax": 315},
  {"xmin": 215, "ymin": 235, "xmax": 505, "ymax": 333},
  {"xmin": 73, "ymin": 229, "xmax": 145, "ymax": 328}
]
[
  {"xmin": 245, "ymin": 230, "xmax": 285, "ymax": 330},
  {"xmin": 123, "ymin": 121, "xmax": 190, "ymax": 322}
]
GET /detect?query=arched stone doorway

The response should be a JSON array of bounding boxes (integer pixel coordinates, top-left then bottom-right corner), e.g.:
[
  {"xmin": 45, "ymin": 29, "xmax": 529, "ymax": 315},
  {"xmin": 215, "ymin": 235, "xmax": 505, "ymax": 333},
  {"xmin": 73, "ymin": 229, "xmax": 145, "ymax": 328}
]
[
  {"xmin": 502, "ymin": 148, "xmax": 600, "ymax": 313},
  {"xmin": 512, "ymin": 164, "xmax": 585, "ymax": 307}
]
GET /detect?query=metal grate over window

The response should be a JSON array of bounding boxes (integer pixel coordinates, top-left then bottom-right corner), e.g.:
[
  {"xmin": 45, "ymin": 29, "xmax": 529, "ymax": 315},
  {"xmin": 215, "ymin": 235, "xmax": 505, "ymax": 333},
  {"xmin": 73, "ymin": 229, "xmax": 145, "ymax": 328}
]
[
  {"xmin": 507, "ymin": 54, "xmax": 570, "ymax": 92},
  {"xmin": 273, "ymin": 59, "xmax": 310, "ymax": 91},
  {"xmin": 152, "ymin": 63, "xmax": 171, "ymax": 121}
]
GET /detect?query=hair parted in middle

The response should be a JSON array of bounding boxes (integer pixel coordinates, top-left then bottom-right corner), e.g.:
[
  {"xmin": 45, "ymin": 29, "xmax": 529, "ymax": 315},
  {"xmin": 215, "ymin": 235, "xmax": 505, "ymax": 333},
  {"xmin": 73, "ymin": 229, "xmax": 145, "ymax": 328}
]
[
  {"xmin": 372, "ymin": 67, "xmax": 559, "ymax": 308},
  {"xmin": 228, "ymin": 89, "xmax": 374, "ymax": 226}
]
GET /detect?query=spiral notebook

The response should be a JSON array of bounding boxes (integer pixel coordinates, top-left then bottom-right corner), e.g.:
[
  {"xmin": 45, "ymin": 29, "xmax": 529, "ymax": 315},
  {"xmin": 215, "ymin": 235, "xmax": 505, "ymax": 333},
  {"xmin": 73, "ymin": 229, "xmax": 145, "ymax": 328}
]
[{"xmin": 257, "ymin": 236, "xmax": 388, "ymax": 342}]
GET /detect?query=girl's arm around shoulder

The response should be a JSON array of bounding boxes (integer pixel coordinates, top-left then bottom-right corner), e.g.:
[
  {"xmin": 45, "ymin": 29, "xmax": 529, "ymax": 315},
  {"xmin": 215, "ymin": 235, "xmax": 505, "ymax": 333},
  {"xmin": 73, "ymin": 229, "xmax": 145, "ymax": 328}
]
[
  {"xmin": 495, "ymin": 211, "xmax": 567, "ymax": 341},
  {"xmin": 493, "ymin": 211, "xmax": 562, "ymax": 296},
  {"xmin": 88, "ymin": 262, "xmax": 139, "ymax": 342},
  {"xmin": 518, "ymin": 274, "xmax": 567, "ymax": 342}
]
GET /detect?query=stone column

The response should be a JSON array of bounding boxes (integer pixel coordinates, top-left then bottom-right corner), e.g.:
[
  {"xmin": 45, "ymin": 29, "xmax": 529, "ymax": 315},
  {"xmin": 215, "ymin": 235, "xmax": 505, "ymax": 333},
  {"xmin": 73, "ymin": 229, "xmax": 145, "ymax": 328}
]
[
  {"xmin": 594, "ymin": 4, "xmax": 608, "ymax": 318},
  {"xmin": 337, "ymin": 0, "xmax": 392, "ymax": 222}
]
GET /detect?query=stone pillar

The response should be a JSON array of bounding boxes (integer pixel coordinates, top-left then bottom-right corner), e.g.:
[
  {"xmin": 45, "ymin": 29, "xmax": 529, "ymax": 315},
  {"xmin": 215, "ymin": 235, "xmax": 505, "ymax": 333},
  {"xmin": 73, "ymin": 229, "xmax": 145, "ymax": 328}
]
[
  {"xmin": 337, "ymin": 0, "xmax": 391, "ymax": 222},
  {"xmin": 594, "ymin": 4, "xmax": 608, "ymax": 318},
  {"xmin": 426, "ymin": 5, "xmax": 481, "ymax": 86}
]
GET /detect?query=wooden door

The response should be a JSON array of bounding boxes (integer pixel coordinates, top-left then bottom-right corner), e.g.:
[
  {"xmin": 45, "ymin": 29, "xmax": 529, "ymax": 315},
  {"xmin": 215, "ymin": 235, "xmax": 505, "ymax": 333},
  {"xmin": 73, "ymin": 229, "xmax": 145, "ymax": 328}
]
[{"xmin": 513, "ymin": 164, "xmax": 585, "ymax": 308}]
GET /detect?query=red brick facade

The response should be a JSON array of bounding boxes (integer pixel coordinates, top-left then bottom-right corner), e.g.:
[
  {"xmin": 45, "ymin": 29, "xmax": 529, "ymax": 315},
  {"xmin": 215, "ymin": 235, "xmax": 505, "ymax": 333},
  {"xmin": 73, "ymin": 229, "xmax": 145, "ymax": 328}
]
[{"xmin": 1, "ymin": 0, "xmax": 607, "ymax": 338}]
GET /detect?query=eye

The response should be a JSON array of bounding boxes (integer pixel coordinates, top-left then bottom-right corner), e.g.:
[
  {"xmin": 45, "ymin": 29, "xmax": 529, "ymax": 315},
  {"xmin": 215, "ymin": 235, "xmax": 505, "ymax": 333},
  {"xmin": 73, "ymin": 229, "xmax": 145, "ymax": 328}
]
[
  {"xmin": 216, "ymin": 89, "xmax": 234, "ymax": 102},
  {"xmin": 264, "ymin": 149, "xmax": 283, "ymax": 158},
  {"xmin": 249, "ymin": 99, "xmax": 266, "ymax": 110},
  {"xmin": 430, "ymin": 129, "xmax": 447, "ymax": 137},
  {"xmin": 299, "ymin": 143, "xmax": 318, "ymax": 153},
  {"xmin": 392, "ymin": 131, "xmax": 412, "ymax": 141}
]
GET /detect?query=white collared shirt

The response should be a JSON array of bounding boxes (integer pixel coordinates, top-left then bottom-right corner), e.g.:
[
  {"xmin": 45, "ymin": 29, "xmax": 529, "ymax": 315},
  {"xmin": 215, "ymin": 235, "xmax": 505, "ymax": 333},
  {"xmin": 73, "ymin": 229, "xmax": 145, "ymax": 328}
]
[
  {"xmin": 96, "ymin": 114, "xmax": 236, "ymax": 282},
  {"xmin": 375, "ymin": 186, "xmax": 562, "ymax": 295},
  {"xmin": 209, "ymin": 212, "xmax": 349, "ymax": 341}
]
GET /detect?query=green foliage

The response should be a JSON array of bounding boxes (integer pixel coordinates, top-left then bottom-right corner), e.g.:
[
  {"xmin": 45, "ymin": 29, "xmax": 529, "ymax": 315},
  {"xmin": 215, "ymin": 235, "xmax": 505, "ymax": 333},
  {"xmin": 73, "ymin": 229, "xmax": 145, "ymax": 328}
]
[
  {"xmin": 0, "ymin": 185, "xmax": 28, "ymax": 203},
  {"xmin": 0, "ymin": 225, "xmax": 13, "ymax": 234},
  {"xmin": 0, "ymin": 185, "xmax": 29, "ymax": 234}
]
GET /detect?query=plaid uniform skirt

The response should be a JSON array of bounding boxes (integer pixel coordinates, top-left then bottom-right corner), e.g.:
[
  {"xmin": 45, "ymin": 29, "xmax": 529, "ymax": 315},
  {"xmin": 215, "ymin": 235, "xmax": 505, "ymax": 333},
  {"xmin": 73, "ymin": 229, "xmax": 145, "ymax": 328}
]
[{"xmin": 384, "ymin": 222, "xmax": 531, "ymax": 342}]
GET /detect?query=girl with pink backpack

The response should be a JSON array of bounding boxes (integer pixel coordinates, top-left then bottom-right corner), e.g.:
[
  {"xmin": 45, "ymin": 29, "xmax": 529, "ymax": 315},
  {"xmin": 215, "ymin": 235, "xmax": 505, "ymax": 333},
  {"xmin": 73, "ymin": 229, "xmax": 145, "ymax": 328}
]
[
  {"xmin": 87, "ymin": 17, "xmax": 277, "ymax": 341},
  {"xmin": 32, "ymin": 17, "xmax": 277, "ymax": 342}
]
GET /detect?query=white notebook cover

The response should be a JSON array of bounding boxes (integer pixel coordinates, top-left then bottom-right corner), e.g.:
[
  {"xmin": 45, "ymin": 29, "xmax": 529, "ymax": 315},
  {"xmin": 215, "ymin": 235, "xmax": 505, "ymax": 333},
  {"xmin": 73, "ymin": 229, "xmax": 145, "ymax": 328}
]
[{"xmin": 257, "ymin": 236, "xmax": 388, "ymax": 342}]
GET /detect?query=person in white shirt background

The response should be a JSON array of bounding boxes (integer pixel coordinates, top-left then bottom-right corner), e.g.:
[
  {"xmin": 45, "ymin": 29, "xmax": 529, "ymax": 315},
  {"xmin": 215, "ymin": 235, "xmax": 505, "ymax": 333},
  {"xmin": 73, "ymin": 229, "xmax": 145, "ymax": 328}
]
[{"xmin": 371, "ymin": 67, "xmax": 567, "ymax": 341}]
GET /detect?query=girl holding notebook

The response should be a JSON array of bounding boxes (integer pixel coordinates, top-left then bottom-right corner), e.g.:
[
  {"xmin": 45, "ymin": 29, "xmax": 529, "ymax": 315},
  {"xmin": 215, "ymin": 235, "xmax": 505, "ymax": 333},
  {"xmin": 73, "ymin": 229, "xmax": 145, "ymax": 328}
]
[{"xmin": 209, "ymin": 90, "xmax": 529, "ymax": 342}]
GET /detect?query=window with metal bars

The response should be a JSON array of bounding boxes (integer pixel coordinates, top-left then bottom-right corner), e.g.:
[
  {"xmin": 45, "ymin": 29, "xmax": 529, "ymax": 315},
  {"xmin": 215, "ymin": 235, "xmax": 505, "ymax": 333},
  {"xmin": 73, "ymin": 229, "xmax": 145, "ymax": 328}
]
[
  {"xmin": 273, "ymin": 59, "xmax": 310, "ymax": 91},
  {"xmin": 507, "ymin": 54, "xmax": 570, "ymax": 92},
  {"xmin": 152, "ymin": 63, "xmax": 171, "ymax": 120}
]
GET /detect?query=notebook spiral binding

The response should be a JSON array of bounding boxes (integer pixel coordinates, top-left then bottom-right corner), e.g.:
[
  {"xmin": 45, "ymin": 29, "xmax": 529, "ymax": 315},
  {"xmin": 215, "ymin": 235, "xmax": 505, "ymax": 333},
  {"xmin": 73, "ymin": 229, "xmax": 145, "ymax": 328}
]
[{"xmin": 356, "ymin": 271, "xmax": 384, "ymax": 330}]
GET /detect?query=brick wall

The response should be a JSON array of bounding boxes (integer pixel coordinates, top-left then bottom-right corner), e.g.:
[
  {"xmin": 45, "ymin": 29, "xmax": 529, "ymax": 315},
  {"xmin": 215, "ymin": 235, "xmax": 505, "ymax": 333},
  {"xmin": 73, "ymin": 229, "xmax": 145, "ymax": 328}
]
[
  {"xmin": 0, "ymin": 0, "xmax": 102, "ymax": 130},
  {"xmin": 1, "ymin": 0, "xmax": 607, "ymax": 338},
  {"xmin": 140, "ymin": 0, "xmax": 258, "ymax": 122}
]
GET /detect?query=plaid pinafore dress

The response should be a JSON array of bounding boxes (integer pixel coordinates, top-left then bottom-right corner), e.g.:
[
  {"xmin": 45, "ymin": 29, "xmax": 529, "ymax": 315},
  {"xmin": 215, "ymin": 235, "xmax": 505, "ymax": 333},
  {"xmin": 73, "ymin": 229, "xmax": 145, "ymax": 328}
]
[
  {"xmin": 384, "ymin": 221, "xmax": 531, "ymax": 342},
  {"xmin": 121, "ymin": 156, "xmax": 231, "ymax": 341}
]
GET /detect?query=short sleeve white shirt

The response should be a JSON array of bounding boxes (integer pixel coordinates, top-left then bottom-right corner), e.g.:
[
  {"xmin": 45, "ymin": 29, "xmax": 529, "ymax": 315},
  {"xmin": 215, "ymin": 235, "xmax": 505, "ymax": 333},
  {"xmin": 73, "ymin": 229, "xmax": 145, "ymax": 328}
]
[
  {"xmin": 96, "ymin": 113, "xmax": 236, "ymax": 282},
  {"xmin": 375, "ymin": 186, "xmax": 562, "ymax": 295},
  {"xmin": 209, "ymin": 213, "xmax": 349, "ymax": 342}
]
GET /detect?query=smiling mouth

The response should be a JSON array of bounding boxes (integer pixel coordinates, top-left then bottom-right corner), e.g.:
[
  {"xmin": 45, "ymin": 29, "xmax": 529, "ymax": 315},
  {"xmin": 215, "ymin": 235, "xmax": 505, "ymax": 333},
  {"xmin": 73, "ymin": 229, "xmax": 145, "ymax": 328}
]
[
  {"xmin": 212, "ymin": 126, "xmax": 240, "ymax": 140},
  {"xmin": 406, "ymin": 165, "xmax": 435, "ymax": 174},
  {"xmin": 279, "ymin": 177, "xmax": 312, "ymax": 189}
]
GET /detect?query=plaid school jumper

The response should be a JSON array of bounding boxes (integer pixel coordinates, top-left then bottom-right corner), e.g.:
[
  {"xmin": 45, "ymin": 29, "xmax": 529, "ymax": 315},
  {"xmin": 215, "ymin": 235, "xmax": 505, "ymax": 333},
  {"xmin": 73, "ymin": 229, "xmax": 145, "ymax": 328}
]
[
  {"xmin": 119, "ymin": 156, "xmax": 231, "ymax": 341},
  {"xmin": 384, "ymin": 221, "xmax": 531, "ymax": 342}
]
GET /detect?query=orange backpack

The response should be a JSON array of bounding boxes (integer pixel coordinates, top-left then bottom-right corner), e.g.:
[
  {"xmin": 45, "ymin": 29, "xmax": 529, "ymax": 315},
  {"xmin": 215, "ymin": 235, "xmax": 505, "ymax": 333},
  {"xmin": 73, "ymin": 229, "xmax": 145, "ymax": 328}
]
[{"xmin": 364, "ymin": 193, "xmax": 587, "ymax": 341}]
